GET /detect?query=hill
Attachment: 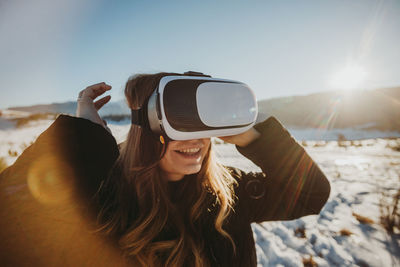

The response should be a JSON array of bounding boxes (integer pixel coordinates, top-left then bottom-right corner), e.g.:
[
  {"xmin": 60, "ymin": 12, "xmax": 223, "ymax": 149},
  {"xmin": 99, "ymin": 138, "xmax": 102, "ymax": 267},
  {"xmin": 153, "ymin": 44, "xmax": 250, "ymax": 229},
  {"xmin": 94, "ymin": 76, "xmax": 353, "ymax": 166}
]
[
  {"xmin": 6, "ymin": 87, "xmax": 400, "ymax": 132},
  {"xmin": 8, "ymin": 100, "xmax": 130, "ymax": 117},
  {"xmin": 257, "ymin": 87, "xmax": 400, "ymax": 131}
]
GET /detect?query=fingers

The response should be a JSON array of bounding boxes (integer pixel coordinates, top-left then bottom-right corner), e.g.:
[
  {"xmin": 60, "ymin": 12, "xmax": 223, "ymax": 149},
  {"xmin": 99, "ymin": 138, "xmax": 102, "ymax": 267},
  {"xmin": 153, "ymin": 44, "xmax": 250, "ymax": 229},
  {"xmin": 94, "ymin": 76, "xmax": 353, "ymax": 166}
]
[
  {"xmin": 86, "ymin": 82, "xmax": 112, "ymax": 92},
  {"xmin": 79, "ymin": 82, "xmax": 112, "ymax": 101},
  {"xmin": 94, "ymin": 95, "xmax": 111, "ymax": 110}
]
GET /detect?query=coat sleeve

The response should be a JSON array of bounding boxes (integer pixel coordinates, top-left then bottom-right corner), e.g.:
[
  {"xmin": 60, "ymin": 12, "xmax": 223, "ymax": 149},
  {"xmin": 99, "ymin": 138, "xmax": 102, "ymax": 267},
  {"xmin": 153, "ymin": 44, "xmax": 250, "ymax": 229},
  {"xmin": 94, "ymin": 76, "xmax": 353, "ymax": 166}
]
[
  {"xmin": 0, "ymin": 114, "xmax": 120, "ymax": 204},
  {"xmin": 0, "ymin": 115, "xmax": 127, "ymax": 266},
  {"xmin": 233, "ymin": 116, "xmax": 331, "ymax": 223}
]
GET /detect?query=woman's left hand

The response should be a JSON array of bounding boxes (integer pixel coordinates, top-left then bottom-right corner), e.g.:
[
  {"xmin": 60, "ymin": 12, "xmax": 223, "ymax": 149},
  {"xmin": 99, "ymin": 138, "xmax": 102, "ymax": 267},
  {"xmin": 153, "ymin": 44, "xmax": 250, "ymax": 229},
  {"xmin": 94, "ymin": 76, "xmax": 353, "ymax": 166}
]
[{"xmin": 219, "ymin": 127, "xmax": 261, "ymax": 147}]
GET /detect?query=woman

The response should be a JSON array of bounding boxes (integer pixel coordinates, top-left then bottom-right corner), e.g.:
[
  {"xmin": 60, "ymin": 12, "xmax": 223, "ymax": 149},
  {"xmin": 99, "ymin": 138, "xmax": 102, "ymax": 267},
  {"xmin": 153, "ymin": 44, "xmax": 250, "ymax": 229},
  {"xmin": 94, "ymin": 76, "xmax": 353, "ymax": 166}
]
[{"xmin": 0, "ymin": 72, "xmax": 330, "ymax": 267}]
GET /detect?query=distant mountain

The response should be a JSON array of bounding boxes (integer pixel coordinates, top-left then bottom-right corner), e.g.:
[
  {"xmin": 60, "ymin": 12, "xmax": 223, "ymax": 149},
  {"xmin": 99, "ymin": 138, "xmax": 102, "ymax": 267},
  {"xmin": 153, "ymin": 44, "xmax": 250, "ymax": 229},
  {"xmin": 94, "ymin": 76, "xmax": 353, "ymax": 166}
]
[
  {"xmin": 7, "ymin": 87, "xmax": 400, "ymax": 132},
  {"xmin": 8, "ymin": 100, "xmax": 130, "ymax": 117},
  {"xmin": 257, "ymin": 87, "xmax": 400, "ymax": 131}
]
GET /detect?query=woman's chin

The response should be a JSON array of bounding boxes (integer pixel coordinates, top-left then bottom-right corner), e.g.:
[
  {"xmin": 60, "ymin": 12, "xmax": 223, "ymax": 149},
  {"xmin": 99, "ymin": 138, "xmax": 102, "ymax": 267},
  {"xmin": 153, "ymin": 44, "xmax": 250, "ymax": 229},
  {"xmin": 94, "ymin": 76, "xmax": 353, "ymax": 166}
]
[
  {"xmin": 181, "ymin": 164, "xmax": 202, "ymax": 175},
  {"xmin": 162, "ymin": 164, "xmax": 202, "ymax": 181}
]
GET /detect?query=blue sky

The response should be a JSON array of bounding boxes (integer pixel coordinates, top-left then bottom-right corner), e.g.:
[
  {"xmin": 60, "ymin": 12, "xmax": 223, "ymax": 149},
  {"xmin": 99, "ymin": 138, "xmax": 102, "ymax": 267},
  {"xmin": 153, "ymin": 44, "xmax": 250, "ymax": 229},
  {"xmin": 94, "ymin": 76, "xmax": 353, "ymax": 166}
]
[{"xmin": 0, "ymin": 0, "xmax": 399, "ymax": 109}]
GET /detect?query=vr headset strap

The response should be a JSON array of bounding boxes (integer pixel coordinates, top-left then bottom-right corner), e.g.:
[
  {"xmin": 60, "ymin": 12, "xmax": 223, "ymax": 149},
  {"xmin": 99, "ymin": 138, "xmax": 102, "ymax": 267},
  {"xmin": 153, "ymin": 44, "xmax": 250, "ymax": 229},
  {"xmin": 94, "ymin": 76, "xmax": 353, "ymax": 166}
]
[{"xmin": 131, "ymin": 107, "xmax": 168, "ymax": 145}]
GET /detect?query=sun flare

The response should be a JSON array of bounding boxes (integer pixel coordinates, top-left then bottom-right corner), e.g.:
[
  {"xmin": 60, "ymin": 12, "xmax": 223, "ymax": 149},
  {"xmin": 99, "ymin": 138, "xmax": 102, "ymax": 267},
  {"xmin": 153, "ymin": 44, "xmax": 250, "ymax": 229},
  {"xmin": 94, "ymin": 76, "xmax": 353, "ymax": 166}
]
[{"xmin": 329, "ymin": 63, "xmax": 367, "ymax": 90}]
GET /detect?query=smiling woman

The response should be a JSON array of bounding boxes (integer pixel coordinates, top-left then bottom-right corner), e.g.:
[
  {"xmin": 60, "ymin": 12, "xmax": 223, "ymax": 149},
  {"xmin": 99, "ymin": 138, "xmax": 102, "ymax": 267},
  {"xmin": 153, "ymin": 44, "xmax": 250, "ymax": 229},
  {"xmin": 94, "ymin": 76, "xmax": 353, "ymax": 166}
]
[
  {"xmin": 329, "ymin": 62, "xmax": 368, "ymax": 90},
  {"xmin": 0, "ymin": 72, "xmax": 330, "ymax": 267}
]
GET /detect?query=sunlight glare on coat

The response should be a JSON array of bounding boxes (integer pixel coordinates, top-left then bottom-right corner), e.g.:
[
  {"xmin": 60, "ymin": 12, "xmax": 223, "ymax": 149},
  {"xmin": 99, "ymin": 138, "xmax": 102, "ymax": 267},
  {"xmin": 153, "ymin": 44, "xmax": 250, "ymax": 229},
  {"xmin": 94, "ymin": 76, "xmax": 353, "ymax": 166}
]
[{"xmin": 27, "ymin": 154, "xmax": 75, "ymax": 205}]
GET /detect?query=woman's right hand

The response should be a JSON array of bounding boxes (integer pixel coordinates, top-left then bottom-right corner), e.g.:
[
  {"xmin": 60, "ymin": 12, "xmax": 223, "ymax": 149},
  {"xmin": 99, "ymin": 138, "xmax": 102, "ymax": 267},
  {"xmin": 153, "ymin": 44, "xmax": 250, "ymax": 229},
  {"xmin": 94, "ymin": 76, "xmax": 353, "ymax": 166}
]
[{"xmin": 76, "ymin": 82, "xmax": 112, "ymax": 132}]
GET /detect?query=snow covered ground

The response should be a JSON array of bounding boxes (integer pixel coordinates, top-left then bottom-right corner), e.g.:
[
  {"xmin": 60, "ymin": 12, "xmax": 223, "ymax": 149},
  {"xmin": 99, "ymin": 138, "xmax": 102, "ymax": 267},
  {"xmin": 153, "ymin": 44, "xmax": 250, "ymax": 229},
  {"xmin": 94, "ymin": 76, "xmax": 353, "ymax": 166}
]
[
  {"xmin": 215, "ymin": 140, "xmax": 400, "ymax": 267},
  {"xmin": 1, "ymin": 117, "xmax": 399, "ymax": 266}
]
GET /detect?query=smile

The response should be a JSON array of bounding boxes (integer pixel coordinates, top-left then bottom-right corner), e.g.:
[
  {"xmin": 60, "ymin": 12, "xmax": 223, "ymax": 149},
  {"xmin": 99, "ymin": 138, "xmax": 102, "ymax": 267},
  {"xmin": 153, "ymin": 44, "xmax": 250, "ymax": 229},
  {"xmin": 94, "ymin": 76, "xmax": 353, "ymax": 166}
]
[
  {"xmin": 174, "ymin": 147, "xmax": 202, "ymax": 159},
  {"xmin": 177, "ymin": 148, "xmax": 200, "ymax": 153}
]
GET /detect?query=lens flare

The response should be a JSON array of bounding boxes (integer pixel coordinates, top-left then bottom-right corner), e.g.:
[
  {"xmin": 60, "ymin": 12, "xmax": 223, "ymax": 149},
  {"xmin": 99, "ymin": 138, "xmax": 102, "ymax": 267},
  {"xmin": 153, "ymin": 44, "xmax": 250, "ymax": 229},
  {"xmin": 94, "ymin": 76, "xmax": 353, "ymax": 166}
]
[
  {"xmin": 329, "ymin": 63, "xmax": 367, "ymax": 90},
  {"xmin": 27, "ymin": 154, "xmax": 75, "ymax": 205}
]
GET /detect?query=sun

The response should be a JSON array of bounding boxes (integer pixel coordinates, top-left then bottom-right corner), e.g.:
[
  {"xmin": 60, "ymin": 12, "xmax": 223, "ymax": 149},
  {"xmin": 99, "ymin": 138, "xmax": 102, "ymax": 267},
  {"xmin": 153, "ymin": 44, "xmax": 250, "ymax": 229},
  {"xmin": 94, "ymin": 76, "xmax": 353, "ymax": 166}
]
[{"xmin": 329, "ymin": 63, "xmax": 367, "ymax": 90}]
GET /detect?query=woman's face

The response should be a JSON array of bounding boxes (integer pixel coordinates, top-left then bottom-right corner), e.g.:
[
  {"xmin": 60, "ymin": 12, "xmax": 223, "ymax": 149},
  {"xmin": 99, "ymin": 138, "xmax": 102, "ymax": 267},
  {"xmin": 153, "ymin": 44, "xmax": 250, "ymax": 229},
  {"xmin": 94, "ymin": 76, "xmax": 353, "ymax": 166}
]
[{"xmin": 159, "ymin": 138, "xmax": 211, "ymax": 181}]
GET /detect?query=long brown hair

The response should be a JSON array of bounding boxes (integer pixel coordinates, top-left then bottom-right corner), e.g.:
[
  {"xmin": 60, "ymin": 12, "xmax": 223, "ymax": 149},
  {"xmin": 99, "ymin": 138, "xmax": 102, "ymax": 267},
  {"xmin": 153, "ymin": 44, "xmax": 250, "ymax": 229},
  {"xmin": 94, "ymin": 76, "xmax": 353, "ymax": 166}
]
[{"xmin": 96, "ymin": 72, "xmax": 237, "ymax": 266}]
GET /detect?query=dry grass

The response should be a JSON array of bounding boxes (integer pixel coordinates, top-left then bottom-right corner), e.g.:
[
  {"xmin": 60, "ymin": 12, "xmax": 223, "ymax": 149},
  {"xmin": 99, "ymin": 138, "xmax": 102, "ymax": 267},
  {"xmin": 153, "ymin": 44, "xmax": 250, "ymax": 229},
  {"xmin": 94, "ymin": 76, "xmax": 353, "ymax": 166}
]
[
  {"xmin": 300, "ymin": 141, "xmax": 327, "ymax": 148},
  {"xmin": 385, "ymin": 138, "xmax": 400, "ymax": 152},
  {"xmin": 8, "ymin": 149, "xmax": 18, "ymax": 157},
  {"xmin": 302, "ymin": 255, "xmax": 318, "ymax": 267},
  {"xmin": 11, "ymin": 113, "xmax": 57, "ymax": 128},
  {"xmin": 19, "ymin": 141, "xmax": 32, "ymax": 151},
  {"xmin": 339, "ymin": 228, "xmax": 353, "ymax": 236},
  {"xmin": 380, "ymin": 188, "xmax": 400, "ymax": 233},
  {"xmin": 314, "ymin": 141, "xmax": 327, "ymax": 147},
  {"xmin": 391, "ymin": 145, "xmax": 400, "ymax": 152},
  {"xmin": 294, "ymin": 226, "xmax": 306, "ymax": 238},
  {"xmin": 352, "ymin": 212, "xmax": 374, "ymax": 225},
  {"xmin": 350, "ymin": 140, "xmax": 363, "ymax": 147},
  {"xmin": 337, "ymin": 134, "xmax": 348, "ymax": 148}
]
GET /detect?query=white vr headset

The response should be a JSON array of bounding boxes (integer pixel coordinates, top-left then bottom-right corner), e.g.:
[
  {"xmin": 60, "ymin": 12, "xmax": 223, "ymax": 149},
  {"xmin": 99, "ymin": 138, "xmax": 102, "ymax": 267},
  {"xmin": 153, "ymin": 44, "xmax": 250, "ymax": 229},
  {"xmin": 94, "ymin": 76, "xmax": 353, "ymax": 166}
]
[{"xmin": 131, "ymin": 72, "xmax": 258, "ymax": 142}]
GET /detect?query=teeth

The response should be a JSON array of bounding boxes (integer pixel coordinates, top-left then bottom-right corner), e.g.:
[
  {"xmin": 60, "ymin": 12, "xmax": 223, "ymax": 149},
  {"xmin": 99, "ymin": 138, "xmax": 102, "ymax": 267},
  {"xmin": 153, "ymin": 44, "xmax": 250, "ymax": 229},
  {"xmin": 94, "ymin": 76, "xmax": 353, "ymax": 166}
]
[{"xmin": 178, "ymin": 148, "xmax": 200, "ymax": 153}]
